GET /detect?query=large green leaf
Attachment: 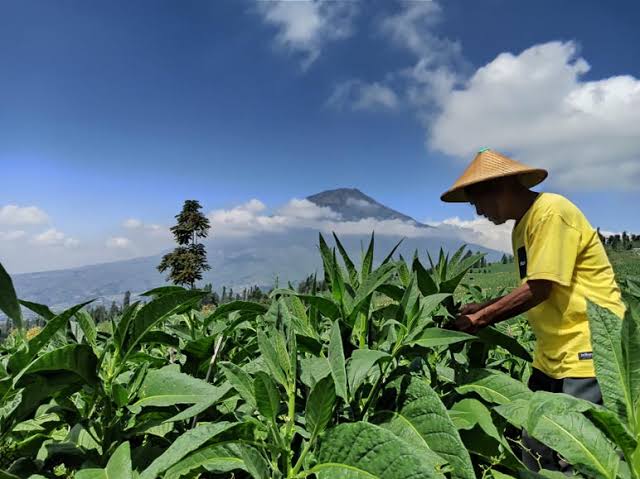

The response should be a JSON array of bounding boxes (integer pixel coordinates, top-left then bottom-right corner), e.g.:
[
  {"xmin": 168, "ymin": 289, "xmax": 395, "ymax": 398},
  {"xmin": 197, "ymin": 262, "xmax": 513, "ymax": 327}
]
[
  {"xmin": 0, "ymin": 261, "xmax": 22, "ymax": 331},
  {"xmin": 202, "ymin": 301, "xmax": 267, "ymax": 328},
  {"xmin": 240, "ymin": 445, "xmax": 270, "ymax": 479},
  {"xmin": 351, "ymin": 262, "xmax": 396, "ymax": 315},
  {"xmin": 254, "ymin": 371, "xmax": 281, "ymax": 424},
  {"xmin": 75, "ymin": 442, "xmax": 133, "ymax": 479},
  {"xmin": 318, "ymin": 232, "xmax": 336, "ymax": 287},
  {"xmin": 449, "ymin": 398, "xmax": 501, "ymax": 441},
  {"xmin": 132, "ymin": 365, "xmax": 228, "ymax": 409},
  {"xmin": 306, "ymin": 375, "xmax": 336, "ymax": 439},
  {"xmin": 257, "ymin": 328, "xmax": 288, "ymax": 387},
  {"xmin": 477, "ymin": 326, "xmax": 533, "ymax": 362},
  {"xmin": 295, "ymin": 295, "xmax": 340, "ymax": 320},
  {"xmin": 333, "ymin": 232, "xmax": 358, "ymax": 286},
  {"xmin": 140, "ymin": 422, "xmax": 237, "ymax": 479},
  {"xmin": 527, "ymin": 393, "xmax": 620, "ymax": 479},
  {"xmin": 408, "ymin": 327, "xmax": 476, "ymax": 349},
  {"xmin": 220, "ymin": 362, "xmax": 256, "ymax": 408},
  {"xmin": 125, "ymin": 290, "xmax": 205, "ymax": 354},
  {"xmin": 375, "ymin": 411, "xmax": 447, "ymax": 470},
  {"xmin": 392, "ymin": 379, "xmax": 475, "ymax": 479},
  {"xmin": 16, "ymin": 344, "xmax": 97, "ymax": 386},
  {"xmin": 74, "ymin": 309, "xmax": 97, "ymax": 351},
  {"xmin": 413, "ymin": 256, "xmax": 438, "ymax": 296},
  {"xmin": 164, "ymin": 443, "xmax": 247, "ymax": 479},
  {"xmin": 621, "ymin": 304, "xmax": 640, "ymax": 422},
  {"xmin": 328, "ymin": 321, "xmax": 348, "ymax": 401},
  {"xmin": 588, "ymin": 301, "xmax": 633, "ymax": 426},
  {"xmin": 494, "ymin": 399, "xmax": 530, "ymax": 428},
  {"xmin": 9, "ymin": 301, "xmax": 92, "ymax": 372},
  {"xmin": 315, "ymin": 421, "xmax": 446, "ymax": 478},
  {"xmin": 360, "ymin": 232, "xmax": 375, "ymax": 282},
  {"xmin": 456, "ymin": 369, "xmax": 532, "ymax": 405},
  {"xmin": 18, "ymin": 299, "xmax": 54, "ymax": 321},
  {"xmin": 347, "ymin": 349, "xmax": 390, "ymax": 395}
]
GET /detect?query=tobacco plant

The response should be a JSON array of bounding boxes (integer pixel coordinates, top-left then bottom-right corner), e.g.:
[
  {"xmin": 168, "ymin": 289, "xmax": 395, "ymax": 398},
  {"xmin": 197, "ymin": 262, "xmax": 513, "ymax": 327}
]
[{"xmin": 0, "ymin": 233, "xmax": 637, "ymax": 479}]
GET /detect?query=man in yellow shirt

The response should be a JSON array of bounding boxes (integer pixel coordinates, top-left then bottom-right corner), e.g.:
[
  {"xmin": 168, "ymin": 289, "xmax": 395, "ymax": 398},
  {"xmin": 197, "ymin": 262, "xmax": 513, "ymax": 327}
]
[{"xmin": 441, "ymin": 148, "xmax": 625, "ymax": 471}]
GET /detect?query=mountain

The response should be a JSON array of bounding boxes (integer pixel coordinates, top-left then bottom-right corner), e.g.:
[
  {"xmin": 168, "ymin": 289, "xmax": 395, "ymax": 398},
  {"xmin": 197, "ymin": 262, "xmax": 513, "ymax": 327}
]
[
  {"xmin": 307, "ymin": 188, "xmax": 426, "ymax": 224},
  {"xmin": 8, "ymin": 188, "xmax": 499, "ymax": 314}
]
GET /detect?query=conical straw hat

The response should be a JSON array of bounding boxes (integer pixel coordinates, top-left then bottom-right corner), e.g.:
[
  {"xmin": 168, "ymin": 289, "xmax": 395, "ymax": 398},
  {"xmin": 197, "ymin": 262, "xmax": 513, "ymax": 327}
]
[{"xmin": 440, "ymin": 148, "xmax": 548, "ymax": 203}]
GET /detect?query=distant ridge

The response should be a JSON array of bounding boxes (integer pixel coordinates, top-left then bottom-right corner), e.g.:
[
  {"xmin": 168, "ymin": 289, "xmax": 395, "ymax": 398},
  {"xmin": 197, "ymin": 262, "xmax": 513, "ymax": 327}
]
[
  {"xmin": 307, "ymin": 188, "xmax": 428, "ymax": 225},
  {"xmin": 8, "ymin": 187, "xmax": 496, "ymax": 312}
]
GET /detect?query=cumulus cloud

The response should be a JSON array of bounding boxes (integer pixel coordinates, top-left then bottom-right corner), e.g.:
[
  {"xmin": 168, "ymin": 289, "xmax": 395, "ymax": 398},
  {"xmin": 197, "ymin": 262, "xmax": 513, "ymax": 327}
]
[
  {"xmin": 32, "ymin": 228, "xmax": 79, "ymax": 248},
  {"xmin": 106, "ymin": 236, "xmax": 132, "ymax": 249},
  {"xmin": 327, "ymin": 80, "xmax": 399, "ymax": 111},
  {"xmin": 0, "ymin": 230, "xmax": 26, "ymax": 241},
  {"xmin": 255, "ymin": 0, "xmax": 358, "ymax": 69},
  {"xmin": 427, "ymin": 216, "xmax": 514, "ymax": 253},
  {"xmin": 0, "ymin": 205, "xmax": 49, "ymax": 225},
  {"xmin": 207, "ymin": 198, "xmax": 340, "ymax": 237},
  {"xmin": 430, "ymin": 41, "xmax": 640, "ymax": 190}
]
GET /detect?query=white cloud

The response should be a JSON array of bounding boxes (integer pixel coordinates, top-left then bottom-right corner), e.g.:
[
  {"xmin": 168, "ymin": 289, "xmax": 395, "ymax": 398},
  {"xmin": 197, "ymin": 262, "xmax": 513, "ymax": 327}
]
[
  {"xmin": 256, "ymin": 0, "xmax": 358, "ymax": 68},
  {"xmin": 32, "ymin": 228, "xmax": 79, "ymax": 248},
  {"xmin": 122, "ymin": 218, "xmax": 170, "ymax": 238},
  {"xmin": 275, "ymin": 198, "xmax": 340, "ymax": 220},
  {"xmin": 327, "ymin": 80, "xmax": 399, "ymax": 111},
  {"xmin": 346, "ymin": 197, "xmax": 374, "ymax": 209},
  {"xmin": 207, "ymin": 198, "xmax": 337, "ymax": 237},
  {"xmin": 380, "ymin": 1, "xmax": 461, "ymax": 65},
  {"xmin": 206, "ymin": 197, "xmax": 444, "ymax": 239},
  {"xmin": 326, "ymin": 1, "xmax": 463, "ymax": 115},
  {"xmin": 427, "ymin": 216, "xmax": 514, "ymax": 253},
  {"xmin": 0, "ymin": 205, "xmax": 49, "ymax": 225},
  {"xmin": 106, "ymin": 236, "xmax": 132, "ymax": 249},
  {"xmin": 123, "ymin": 218, "xmax": 143, "ymax": 229},
  {"xmin": 429, "ymin": 41, "xmax": 640, "ymax": 190},
  {"xmin": 0, "ymin": 230, "xmax": 26, "ymax": 241}
]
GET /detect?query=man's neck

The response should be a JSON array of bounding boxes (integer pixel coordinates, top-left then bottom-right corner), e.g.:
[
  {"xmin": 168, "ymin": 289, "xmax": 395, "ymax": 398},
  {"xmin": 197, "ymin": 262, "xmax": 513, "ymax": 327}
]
[{"xmin": 512, "ymin": 190, "xmax": 540, "ymax": 223}]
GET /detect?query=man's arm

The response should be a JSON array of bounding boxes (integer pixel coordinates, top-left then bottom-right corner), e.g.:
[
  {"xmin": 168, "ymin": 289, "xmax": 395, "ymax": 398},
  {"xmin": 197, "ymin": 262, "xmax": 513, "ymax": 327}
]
[{"xmin": 451, "ymin": 279, "xmax": 552, "ymax": 333}]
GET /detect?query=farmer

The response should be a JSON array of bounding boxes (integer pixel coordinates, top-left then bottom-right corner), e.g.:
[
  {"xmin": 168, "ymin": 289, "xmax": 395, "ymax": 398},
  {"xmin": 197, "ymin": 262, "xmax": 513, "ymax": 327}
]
[{"xmin": 441, "ymin": 148, "xmax": 626, "ymax": 471}]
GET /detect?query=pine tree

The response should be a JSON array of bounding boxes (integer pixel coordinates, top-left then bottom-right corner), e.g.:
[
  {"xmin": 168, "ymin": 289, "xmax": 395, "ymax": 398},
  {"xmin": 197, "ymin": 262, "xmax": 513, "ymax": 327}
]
[
  {"xmin": 123, "ymin": 291, "xmax": 131, "ymax": 309},
  {"xmin": 158, "ymin": 200, "xmax": 211, "ymax": 289}
]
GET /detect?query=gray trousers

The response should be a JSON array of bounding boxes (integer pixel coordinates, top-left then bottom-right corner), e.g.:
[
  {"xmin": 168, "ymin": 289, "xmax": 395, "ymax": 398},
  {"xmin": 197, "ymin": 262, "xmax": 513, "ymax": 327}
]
[{"xmin": 521, "ymin": 368, "xmax": 602, "ymax": 471}]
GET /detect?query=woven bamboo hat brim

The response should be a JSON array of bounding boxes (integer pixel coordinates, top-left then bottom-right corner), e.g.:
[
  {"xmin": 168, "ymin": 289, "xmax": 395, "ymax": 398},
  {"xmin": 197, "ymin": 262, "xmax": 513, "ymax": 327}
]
[{"xmin": 440, "ymin": 149, "xmax": 548, "ymax": 203}]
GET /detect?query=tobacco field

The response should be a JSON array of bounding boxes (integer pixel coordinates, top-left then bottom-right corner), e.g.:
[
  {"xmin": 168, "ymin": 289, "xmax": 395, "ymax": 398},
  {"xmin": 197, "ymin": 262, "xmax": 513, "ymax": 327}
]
[{"xmin": 1, "ymin": 234, "xmax": 639, "ymax": 479}]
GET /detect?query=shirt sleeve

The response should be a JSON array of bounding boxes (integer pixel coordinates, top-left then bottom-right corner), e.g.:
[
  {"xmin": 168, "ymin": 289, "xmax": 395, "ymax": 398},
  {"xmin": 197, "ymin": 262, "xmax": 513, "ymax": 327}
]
[{"xmin": 525, "ymin": 213, "xmax": 581, "ymax": 287}]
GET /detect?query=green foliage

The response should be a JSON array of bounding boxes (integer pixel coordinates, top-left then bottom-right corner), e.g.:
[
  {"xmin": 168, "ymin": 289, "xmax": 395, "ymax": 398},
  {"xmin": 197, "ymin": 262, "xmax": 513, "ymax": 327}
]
[
  {"xmin": 158, "ymin": 199, "xmax": 211, "ymax": 288},
  {"xmin": 1, "ymin": 238, "xmax": 639, "ymax": 478}
]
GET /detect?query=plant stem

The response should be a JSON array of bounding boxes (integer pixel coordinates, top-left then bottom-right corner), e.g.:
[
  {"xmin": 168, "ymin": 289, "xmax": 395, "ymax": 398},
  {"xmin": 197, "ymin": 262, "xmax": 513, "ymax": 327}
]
[
  {"xmin": 290, "ymin": 436, "xmax": 314, "ymax": 477},
  {"xmin": 190, "ymin": 334, "xmax": 224, "ymax": 428},
  {"xmin": 360, "ymin": 356, "xmax": 395, "ymax": 420}
]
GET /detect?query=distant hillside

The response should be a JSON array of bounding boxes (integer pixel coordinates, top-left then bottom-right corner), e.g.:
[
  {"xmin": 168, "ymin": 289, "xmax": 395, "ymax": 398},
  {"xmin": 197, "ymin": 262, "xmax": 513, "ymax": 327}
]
[{"xmin": 6, "ymin": 188, "xmax": 499, "ymax": 314}]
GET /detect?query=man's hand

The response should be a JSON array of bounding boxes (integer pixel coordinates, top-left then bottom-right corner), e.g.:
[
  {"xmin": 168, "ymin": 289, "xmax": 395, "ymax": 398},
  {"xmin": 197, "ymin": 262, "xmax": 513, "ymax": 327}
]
[
  {"xmin": 449, "ymin": 312, "xmax": 484, "ymax": 334},
  {"xmin": 458, "ymin": 302, "xmax": 484, "ymax": 316}
]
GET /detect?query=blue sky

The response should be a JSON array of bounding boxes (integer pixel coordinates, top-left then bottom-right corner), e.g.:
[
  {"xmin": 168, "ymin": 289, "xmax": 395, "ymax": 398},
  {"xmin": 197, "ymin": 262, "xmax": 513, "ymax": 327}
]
[{"xmin": 1, "ymin": 0, "xmax": 639, "ymax": 273}]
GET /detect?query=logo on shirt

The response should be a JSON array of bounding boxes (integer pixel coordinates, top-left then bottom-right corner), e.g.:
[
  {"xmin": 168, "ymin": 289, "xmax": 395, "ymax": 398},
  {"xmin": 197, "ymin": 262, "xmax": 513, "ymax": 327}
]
[
  {"xmin": 578, "ymin": 352, "xmax": 593, "ymax": 360},
  {"xmin": 517, "ymin": 246, "xmax": 527, "ymax": 279}
]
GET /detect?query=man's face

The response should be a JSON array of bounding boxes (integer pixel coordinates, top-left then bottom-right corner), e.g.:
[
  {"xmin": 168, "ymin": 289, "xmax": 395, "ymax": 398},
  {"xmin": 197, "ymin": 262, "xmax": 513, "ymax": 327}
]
[{"xmin": 466, "ymin": 182, "xmax": 510, "ymax": 225}]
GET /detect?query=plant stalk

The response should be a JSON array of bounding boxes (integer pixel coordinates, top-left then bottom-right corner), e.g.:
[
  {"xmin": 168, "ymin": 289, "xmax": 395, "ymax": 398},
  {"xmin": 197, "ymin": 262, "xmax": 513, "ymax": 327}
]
[{"xmin": 190, "ymin": 334, "xmax": 224, "ymax": 428}]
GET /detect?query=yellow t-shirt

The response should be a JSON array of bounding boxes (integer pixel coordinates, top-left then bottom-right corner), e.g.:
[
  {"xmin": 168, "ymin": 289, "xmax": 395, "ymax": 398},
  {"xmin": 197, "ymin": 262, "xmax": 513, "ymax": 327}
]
[{"xmin": 512, "ymin": 192, "xmax": 625, "ymax": 378}]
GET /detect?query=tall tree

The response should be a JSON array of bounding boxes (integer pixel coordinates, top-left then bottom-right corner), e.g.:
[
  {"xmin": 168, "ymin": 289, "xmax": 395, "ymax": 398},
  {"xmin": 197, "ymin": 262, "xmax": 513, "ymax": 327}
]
[
  {"xmin": 158, "ymin": 200, "xmax": 211, "ymax": 289},
  {"xmin": 123, "ymin": 291, "xmax": 131, "ymax": 309}
]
